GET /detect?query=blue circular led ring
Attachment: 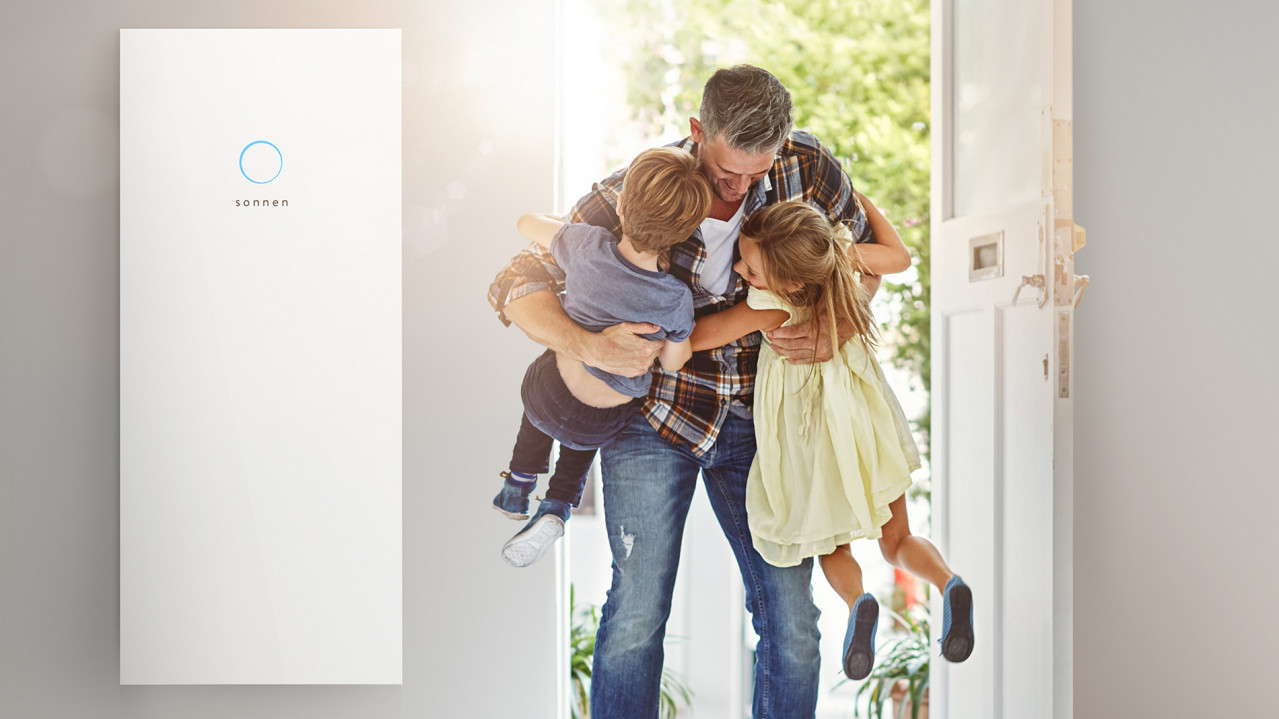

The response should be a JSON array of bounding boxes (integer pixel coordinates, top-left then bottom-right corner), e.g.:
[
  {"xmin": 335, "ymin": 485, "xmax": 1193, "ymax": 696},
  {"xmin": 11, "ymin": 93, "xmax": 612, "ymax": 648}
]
[{"xmin": 239, "ymin": 141, "xmax": 283, "ymax": 184}]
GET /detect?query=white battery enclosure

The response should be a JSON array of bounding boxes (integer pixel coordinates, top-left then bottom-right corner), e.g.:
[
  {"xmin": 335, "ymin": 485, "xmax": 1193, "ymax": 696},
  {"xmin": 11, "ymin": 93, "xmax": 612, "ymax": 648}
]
[{"xmin": 120, "ymin": 29, "xmax": 402, "ymax": 685}]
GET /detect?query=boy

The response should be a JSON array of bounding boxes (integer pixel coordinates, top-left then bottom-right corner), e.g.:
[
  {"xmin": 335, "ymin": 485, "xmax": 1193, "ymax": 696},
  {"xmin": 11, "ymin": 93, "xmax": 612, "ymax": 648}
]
[{"xmin": 493, "ymin": 146, "xmax": 712, "ymax": 567}]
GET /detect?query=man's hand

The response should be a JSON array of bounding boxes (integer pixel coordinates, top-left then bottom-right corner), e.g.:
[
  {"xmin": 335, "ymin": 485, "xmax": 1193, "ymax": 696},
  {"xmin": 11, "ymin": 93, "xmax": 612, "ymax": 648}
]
[
  {"xmin": 581, "ymin": 322, "xmax": 663, "ymax": 377},
  {"xmin": 765, "ymin": 318, "xmax": 857, "ymax": 365},
  {"xmin": 768, "ymin": 269, "xmax": 882, "ymax": 363},
  {"xmin": 505, "ymin": 290, "xmax": 661, "ymax": 377}
]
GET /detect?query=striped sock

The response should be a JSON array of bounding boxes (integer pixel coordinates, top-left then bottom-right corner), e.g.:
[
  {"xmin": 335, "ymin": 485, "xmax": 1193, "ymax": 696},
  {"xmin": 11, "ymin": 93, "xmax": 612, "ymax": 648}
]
[{"xmin": 508, "ymin": 471, "xmax": 537, "ymax": 486}]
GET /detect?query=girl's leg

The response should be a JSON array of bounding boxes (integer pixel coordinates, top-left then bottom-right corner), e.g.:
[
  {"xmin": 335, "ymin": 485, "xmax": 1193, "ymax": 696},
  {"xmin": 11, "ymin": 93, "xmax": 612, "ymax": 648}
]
[
  {"xmin": 877, "ymin": 493, "xmax": 955, "ymax": 589},
  {"xmin": 820, "ymin": 544, "xmax": 879, "ymax": 680},
  {"xmin": 817, "ymin": 544, "xmax": 866, "ymax": 611},
  {"xmin": 880, "ymin": 493, "xmax": 974, "ymax": 662}
]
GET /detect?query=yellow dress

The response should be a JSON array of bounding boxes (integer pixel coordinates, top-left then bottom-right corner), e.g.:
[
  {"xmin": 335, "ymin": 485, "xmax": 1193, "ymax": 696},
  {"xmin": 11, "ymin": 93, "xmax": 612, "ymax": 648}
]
[{"xmin": 745, "ymin": 287, "xmax": 921, "ymax": 568}]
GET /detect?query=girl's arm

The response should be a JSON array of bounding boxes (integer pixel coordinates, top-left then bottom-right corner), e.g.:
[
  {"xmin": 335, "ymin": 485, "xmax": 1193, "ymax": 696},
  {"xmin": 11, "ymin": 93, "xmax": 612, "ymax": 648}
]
[
  {"xmin": 658, "ymin": 338, "xmax": 693, "ymax": 370},
  {"xmin": 689, "ymin": 302, "xmax": 791, "ymax": 352},
  {"xmin": 849, "ymin": 192, "xmax": 912, "ymax": 276},
  {"xmin": 517, "ymin": 213, "xmax": 565, "ymax": 249}
]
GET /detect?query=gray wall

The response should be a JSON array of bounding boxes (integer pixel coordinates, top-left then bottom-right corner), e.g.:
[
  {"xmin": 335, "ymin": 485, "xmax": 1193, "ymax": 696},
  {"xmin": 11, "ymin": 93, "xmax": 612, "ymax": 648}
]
[
  {"xmin": 1, "ymin": 1, "xmax": 559, "ymax": 717},
  {"xmin": 1074, "ymin": 0, "xmax": 1279, "ymax": 716},
  {"xmin": 5, "ymin": 0, "xmax": 1279, "ymax": 717}
]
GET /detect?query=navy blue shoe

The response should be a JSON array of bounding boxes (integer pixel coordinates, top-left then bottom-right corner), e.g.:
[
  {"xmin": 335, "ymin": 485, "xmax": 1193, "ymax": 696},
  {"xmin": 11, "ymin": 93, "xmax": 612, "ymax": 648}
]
[
  {"xmin": 940, "ymin": 575, "xmax": 974, "ymax": 662},
  {"xmin": 842, "ymin": 593, "xmax": 879, "ymax": 680},
  {"xmin": 492, "ymin": 471, "xmax": 535, "ymax": 520},
  {"xmin": 501, "ymin": 498, "xmax": 572, "ymax": 568}
]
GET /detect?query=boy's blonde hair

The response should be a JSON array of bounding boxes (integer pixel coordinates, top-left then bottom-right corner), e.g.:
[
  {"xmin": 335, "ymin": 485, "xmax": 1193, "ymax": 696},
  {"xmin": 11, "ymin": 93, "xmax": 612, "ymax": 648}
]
[
  {"xmin": 740, "ymin": 200, "xmax": 879, "ymax": 354},
  {"xmin": 620, "ymin": 147, "xmax": 713, "ymax": 253}
]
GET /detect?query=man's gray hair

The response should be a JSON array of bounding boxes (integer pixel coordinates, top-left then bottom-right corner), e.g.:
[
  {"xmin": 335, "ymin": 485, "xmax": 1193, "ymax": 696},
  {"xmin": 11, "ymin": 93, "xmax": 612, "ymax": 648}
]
[{"xmin": 699, "ymin": 65, "xmax": 794, "ymax": 155}]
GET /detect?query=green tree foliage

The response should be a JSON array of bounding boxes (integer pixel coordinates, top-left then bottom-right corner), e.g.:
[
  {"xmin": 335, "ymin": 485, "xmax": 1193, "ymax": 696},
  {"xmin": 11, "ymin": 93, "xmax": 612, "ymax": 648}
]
[{"xmin": 597, "ymin": 0, "xmax": 932, "ymax": 458}]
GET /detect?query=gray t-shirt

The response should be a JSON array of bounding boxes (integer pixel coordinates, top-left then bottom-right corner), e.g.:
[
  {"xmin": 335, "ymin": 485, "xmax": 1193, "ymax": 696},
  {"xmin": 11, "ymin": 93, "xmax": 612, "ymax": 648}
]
[{"xmin": 551, "ymin": 223, "xmax": 695, "ymax": 397}]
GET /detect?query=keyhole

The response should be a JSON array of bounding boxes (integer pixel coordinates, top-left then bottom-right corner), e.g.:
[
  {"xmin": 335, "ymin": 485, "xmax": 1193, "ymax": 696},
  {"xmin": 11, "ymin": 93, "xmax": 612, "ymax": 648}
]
[{"xmin": 1043, "ymin": 354, "xmax": 1050, "ymax": 380}]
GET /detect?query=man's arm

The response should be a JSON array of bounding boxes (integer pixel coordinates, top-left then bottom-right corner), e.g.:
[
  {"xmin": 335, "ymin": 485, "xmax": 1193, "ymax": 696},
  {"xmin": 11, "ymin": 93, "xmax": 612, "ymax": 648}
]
[
  {"xmin": 504, "ymin": 291, "xmax": 661, "ymax": 377},
  {"xmin": 490, "ymin": 242, "xmax": 659, "ymax": 377},
  {"xmin": 491, "ymin": 171, "xmax": 660, "ymax": 377}
]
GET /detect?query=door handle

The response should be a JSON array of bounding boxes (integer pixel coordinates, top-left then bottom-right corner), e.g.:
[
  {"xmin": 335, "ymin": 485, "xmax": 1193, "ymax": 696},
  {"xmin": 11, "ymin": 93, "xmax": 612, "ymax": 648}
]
[
  {"xmin": 1072, "ymin": 274, "xmax": 1090, "ymax": 308},
  {"xmin": 1012, "ymin": 274, "xmax": 1048, "ymax": 308}
]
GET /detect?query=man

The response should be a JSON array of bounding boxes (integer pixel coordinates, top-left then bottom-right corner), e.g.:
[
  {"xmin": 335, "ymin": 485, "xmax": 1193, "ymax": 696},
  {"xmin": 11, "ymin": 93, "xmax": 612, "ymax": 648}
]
[{"xmin": 489, "ymin": 65, "xmax": 910, "ymax": 717}]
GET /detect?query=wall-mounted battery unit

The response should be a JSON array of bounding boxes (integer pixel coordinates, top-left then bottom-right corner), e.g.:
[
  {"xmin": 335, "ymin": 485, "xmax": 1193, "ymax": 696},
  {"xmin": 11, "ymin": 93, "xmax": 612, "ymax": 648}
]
[{"xmin": 120, "ymin": 29, "xmax": 402, "ymax": 685}]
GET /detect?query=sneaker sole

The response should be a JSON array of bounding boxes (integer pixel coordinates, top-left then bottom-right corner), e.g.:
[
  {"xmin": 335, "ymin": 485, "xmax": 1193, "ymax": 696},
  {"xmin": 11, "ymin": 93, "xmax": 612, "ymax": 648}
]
[
  {"xmin": 491, "ymin": 503, "xmax": 529, "ymax": 521},
  {"xmin": 501, "ymin": 515, "xmax": 565, "ymax": 568},
  {"xmin": 843, "ymin": 599, "xmax": 878, "ymax": 680},
  {"xmin": 941, "ymin": 583, "xmax": 974, "ymax": 662}
]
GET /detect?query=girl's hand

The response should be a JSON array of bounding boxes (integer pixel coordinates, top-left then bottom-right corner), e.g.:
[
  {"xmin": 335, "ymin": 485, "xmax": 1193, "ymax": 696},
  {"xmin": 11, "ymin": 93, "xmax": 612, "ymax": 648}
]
[{"xmin": 850, "ymin": 192, "xmax": 912, "ymax": 277}]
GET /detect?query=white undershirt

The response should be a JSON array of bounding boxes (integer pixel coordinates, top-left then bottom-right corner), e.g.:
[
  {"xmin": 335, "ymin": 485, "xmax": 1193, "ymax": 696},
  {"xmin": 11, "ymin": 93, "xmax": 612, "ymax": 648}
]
[{"xmin": 697, "ymin": 199, "xmax": 747, "ymax": 296}]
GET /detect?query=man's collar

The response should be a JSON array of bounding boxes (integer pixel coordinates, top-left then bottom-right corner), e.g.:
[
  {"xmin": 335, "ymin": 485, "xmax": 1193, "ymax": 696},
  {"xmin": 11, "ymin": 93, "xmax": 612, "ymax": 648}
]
[{"xmin": 746, "ymin": 171, "xmax": 770, "ymax": 216}]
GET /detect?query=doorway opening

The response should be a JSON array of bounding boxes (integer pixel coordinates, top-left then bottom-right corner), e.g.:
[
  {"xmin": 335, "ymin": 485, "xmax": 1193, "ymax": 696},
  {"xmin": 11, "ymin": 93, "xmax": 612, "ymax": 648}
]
[{"xmin": 556, "ymin": 1, "xmax": 932, "ymax": 715}]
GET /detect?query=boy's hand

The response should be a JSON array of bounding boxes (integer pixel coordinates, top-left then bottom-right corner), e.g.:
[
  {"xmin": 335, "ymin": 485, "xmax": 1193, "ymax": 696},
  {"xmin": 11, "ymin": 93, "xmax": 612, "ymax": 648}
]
[{"xmin": 582, "ymin": 322, "xmax": 662, "ymax": 377}]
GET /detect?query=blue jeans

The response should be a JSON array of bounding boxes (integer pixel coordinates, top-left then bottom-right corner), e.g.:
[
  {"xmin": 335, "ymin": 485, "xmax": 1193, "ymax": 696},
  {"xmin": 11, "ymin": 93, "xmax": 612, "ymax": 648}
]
[{"xmin": 590, "ymin": 412, "xmax": 821, "ymax": 718}]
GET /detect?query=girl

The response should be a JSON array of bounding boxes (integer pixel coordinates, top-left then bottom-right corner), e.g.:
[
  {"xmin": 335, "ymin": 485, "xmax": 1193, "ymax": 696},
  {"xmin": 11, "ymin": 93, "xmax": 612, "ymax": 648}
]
[{"xmin": 688, "ymin": 198, "xmax": 974, "ymax": 680}]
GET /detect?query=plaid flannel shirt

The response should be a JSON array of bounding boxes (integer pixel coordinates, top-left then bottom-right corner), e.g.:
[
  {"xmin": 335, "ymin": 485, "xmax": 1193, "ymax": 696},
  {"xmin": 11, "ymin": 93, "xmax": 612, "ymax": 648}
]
[{"xmin": 488, "ymin": 131, "xmax": 876, "ymax": 457}]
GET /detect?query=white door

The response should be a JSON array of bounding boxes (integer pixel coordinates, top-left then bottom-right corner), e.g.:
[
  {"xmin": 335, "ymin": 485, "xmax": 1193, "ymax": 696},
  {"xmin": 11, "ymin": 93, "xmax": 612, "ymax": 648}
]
[{"xmin": 930, "ymin": 0, "xmax": 1082, "ymax": 717}]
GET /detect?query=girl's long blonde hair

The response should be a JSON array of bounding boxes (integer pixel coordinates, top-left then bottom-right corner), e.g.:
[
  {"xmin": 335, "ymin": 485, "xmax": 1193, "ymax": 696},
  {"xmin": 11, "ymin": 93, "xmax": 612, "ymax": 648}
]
[{"xmin": 741, "ymin": 200, "xmax": 879, "ymax": 357}]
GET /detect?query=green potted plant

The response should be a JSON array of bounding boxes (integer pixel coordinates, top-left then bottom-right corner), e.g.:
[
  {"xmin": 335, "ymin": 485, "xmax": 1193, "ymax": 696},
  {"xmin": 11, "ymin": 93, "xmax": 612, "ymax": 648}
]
[
  {"xmin": 570, "ymin": 586, "xmax": 692, "ymax": 719},
  {"xmin": 852, "ymin": 605, "xmax": 930, "ymax": 719}
]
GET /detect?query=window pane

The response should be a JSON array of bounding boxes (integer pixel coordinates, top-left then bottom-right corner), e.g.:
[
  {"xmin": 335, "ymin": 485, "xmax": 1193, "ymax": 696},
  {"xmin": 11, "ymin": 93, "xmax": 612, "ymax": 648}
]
[{"xmin": 953, "ymin": 0, "xmax": 1046, "ymax": 217}]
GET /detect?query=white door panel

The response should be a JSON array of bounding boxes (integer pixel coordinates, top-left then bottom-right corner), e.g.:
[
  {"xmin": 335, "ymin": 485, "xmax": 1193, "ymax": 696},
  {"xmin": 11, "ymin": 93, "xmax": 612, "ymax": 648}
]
[
  {"xmin": 937, "ymin": 304, "xmax": 996, "ymax": 719},
  {"xmin": 932, "ymin": 0, "xmax": 1075, "ymax": 716}
]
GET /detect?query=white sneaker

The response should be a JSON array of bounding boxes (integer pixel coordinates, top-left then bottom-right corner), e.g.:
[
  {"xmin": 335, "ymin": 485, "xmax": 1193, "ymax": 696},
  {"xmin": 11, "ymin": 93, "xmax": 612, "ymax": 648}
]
[{"xmin": 501, "ymin": 513, "xmax": 566, "ymax": 568}]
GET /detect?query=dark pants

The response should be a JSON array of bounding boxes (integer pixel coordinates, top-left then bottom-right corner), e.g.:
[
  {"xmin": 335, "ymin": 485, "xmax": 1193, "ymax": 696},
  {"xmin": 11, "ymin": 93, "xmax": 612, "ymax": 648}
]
[
  {"xmin": 509, "ymin": 349, "xmax": 641, "ymax": 506},
  {"xmin": 508, "ymin": 413, "xmax": 597, "ymax": 506}
]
